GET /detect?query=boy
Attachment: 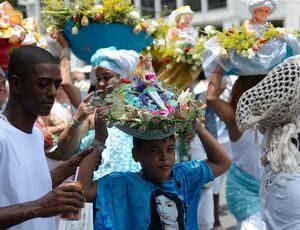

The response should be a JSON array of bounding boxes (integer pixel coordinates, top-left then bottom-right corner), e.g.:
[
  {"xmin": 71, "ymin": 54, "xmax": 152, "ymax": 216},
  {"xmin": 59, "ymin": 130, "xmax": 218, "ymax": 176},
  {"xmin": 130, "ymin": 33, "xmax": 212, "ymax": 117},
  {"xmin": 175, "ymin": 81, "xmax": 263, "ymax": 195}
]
[{"xmin": 78, "ymin": 106, "xmax": 231, "ymax": 229}]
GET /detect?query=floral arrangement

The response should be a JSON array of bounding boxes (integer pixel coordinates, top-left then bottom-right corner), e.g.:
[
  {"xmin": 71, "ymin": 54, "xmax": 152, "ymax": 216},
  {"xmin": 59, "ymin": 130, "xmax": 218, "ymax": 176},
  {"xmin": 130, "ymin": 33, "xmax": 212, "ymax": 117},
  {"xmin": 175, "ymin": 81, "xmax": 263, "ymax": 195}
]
[
  {"xmin": 104, "ymin": 82, "xmax": 205, "ymax": 139},
  {"xmin": 41, "ymin": 0, "xmax": 158, "ymax": 36},
  {"xmin": 0, "ymin": 1, "xmax": 47, "ymax": 71},
  {"xmin": 217, "ymin": 23, "xmax": 282, "ymax": 59},
  {"xmin": 149, "ymin": 18, "xmax": 209, "ymax": 71}
]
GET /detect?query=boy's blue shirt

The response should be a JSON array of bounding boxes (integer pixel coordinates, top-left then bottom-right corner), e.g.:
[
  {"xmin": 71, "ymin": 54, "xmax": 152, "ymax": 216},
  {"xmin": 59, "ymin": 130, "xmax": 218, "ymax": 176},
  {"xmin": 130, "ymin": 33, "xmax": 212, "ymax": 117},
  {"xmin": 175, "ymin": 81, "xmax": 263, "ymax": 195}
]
[{"xmin": 94, "ymin": 160, "xmax": 214, "ymax": 230}]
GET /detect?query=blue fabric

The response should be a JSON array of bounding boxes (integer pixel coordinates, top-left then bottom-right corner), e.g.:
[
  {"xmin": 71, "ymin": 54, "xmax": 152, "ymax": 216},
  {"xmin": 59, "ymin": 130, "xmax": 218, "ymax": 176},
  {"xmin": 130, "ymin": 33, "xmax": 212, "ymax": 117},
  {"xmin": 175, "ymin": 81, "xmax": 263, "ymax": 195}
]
[
  {"xmin": 63, "ymin": 21, "xmax": 153, "ymax": 63},
  {"xmin": 91, "ymin": 47, "xmax": 120, "ymax": 70},
  {"xmin": 226, "ymin": 163, "xmax": 261, "ymax": 221},
  {"xmin": 95, "ymin": 161, "xmax": 214, "ymax": 230},
  {"xmin": 79, "ymin": 127, "xmax": 140, "ymax": 179}
]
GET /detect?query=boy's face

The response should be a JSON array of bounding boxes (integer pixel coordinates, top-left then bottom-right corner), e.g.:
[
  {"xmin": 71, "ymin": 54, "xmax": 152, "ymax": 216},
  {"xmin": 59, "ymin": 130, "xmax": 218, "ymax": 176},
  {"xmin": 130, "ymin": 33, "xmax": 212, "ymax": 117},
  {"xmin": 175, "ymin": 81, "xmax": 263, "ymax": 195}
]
[{"xmin": 133, "ymin": 137, "xmax": 176, "ymax": 183}]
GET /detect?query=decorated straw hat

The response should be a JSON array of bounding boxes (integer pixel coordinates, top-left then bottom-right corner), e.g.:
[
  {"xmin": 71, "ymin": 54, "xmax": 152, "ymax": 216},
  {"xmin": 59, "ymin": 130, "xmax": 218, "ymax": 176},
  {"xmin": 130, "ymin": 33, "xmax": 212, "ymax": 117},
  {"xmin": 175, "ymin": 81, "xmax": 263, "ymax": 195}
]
[
  {"xmin": 236, "ymin": 54, "xmax": 300, "ymax": 172},
  {"xmin": 103, "ymin": 54, "xmax": 205, "ymax": 140}
]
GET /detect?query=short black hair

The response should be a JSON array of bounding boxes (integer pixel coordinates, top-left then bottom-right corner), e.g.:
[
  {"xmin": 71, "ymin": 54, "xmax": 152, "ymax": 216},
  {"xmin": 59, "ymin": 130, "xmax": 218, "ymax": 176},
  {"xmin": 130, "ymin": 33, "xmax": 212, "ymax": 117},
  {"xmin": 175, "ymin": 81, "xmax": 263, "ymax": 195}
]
[
  {"xmin": 132, "ymin": 135, "xmax": 175, "ymax": 150},
  {"xmin": 8, "ymin": 46, "xmax": 58, "ymax": 81}
]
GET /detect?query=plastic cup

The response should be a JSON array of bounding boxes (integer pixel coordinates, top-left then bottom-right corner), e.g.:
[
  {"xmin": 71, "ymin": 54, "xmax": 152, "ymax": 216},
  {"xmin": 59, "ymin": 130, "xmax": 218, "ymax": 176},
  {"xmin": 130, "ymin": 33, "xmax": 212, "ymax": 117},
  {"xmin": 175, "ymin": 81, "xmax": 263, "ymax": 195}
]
[{"xmin": 60, "ymin": 181, "xmax": 83, "ymax": 221}]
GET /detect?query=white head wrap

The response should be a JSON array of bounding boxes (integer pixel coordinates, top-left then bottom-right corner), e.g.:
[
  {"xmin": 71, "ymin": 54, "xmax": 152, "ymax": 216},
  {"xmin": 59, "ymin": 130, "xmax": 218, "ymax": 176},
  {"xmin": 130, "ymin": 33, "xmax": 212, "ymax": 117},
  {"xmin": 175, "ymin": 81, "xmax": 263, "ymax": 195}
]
[
  {"xmin": 236, "ymin": 55, "xmax": 300, "ymax": 173},
  {"xmin": 247, "ymin": 0, "xmax": 277, "ymax": 14},
  {"xmin": 90, "ymin": 46, "xmax": 139, "ymax": 78}
]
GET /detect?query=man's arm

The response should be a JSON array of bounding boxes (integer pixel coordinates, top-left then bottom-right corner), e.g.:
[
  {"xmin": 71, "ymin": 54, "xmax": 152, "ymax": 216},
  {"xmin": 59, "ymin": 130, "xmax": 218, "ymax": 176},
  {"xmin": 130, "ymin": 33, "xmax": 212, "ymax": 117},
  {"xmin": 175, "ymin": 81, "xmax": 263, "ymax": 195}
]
[
  {"xmin": 0, "ymin": 184, "xmax": 85, "ymax": 229},
  {"xmin": 195, "ymin": 126, "xmax": 231, "ymax": 177},
  {"xmin": 50, "ymin": 148, "xmax": 93, "ymax": 187}
]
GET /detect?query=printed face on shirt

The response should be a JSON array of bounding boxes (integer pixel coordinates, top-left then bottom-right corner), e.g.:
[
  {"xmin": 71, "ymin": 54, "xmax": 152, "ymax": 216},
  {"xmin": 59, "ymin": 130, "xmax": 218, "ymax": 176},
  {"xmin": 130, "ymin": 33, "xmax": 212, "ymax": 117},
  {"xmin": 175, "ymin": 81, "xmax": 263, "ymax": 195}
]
[
  {"xmin": 148, "ymin": 190, "xmax": 185, "ymax": 230},
  {"xmin": 156, "ymin": 194, "xmax": 178, "ymax": 225},
  {"xmin": 253, "ymin": 6, "xmax": 271, "ymax": 23},
  {"xmin": 133, "ymin": 136, "xmax": 176, "ymax": 183},
  {"xmin": 18, "ymin": 63, "xmax": 61, "ymax": 116}
]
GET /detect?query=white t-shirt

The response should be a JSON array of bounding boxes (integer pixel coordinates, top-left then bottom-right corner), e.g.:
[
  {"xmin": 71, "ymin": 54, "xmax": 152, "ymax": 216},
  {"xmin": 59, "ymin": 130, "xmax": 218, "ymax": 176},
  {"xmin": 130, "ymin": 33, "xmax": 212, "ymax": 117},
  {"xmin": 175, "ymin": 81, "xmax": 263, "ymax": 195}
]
[
  {"xmin": 0, "ymin": 115, "xmax": 55, "ymax": 230},
  {"xmin": 230, "ymin": 129, "xmax": 264, "ymax": 181}
]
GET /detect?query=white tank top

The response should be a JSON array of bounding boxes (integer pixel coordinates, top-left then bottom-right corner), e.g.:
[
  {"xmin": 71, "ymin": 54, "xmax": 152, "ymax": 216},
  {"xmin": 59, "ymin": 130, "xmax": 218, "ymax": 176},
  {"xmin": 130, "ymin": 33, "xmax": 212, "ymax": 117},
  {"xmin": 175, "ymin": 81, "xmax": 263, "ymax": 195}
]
[{"xmin": 230, "ymin": 129, "xmax": 264, "ymax": 181}]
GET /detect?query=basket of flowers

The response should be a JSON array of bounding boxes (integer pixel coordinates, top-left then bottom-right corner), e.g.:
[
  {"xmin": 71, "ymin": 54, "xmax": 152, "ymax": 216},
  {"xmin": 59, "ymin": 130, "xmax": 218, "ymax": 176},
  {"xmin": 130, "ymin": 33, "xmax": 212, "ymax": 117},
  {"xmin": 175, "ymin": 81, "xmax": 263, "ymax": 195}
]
[{"xmin": 41, "ymin": 0, "xmax": 158, "ymax": 63}]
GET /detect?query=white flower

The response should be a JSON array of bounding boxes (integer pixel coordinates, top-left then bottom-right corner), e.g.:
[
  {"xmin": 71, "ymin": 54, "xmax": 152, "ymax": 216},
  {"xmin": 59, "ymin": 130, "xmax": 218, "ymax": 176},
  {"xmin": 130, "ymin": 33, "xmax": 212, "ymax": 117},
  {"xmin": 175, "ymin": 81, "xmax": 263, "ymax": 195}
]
[
  {"xmin": 247, "ymin": 48, "xmax": 255, "ymax": 59},
  {"xmin": 195, "ymin": 61, "xmax": 201, "ymax": 66},
  {"xmin": 128, "ymin": 11, "xmax": 140, "ymax": 21},
  {"xmin": 166, "ymin": 64, "xmax": 173, "ymax": 70},
  {"xmin": 275, "ymin": 27, "xmax": 286, "ymax": 36},
  {"xmin": 199, "ymin": 37, "xmax": 205, "ymax": 42},
  {"xmin": 46, "ymin": 25, "xmax": 57, "ymax": 37},
  {"xmin": 72, "ymin": 26, "xmax": 78, "ymax": 35},
  {"xmin": 219, "ymin": 48, "xmax": 228, "ymax": 58},
  {"xmin": 81, "ymin": 16, "xmax": 89, "ymax": 26},
  {"xmin": 240, "ymin": 50, "xmax": 248, "ymax": 57},
  {"xmin": 176, "ymin": 56, "xmax": 182, "ymax": 63},
  {"xmin": 192, "ymin": 54, "xmax": 200, "ymax": 60},
  {"xmin": 158, "ymin": 39, "xmax": 166, "ymax": 46},
  {"xmin": 204, "ymin": 25, "xmax": 216, "ymax": 35},
  {"xmin": 146, "ymin": 24, "xmax": 156, "ymax": 35},
  {"xmin": 94, "ymin": 4, "xmax": 103, "ymax": 9},
  {"xmin": 177, "ymin": 89, "xmax": 192, "ymax": 108},
  {"xmin": 133, "ymin": 25, "xmax": 142, "ymax": 34},
  {"xmin": 192, "ymin": 66, "xmax": 198, "ymax": 71},
  {"xmin": 175, "ymin": 48, "xmax": 183, "ymax": 54}
]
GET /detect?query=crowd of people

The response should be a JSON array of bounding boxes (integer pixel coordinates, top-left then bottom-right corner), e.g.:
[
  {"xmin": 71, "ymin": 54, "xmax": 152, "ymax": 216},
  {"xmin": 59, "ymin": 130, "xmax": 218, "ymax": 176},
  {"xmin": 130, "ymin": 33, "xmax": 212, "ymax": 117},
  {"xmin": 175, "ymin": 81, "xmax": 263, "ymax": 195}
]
[{"xmin": 1, "ymin": 0, "xmax": 300, "ymax": 230}]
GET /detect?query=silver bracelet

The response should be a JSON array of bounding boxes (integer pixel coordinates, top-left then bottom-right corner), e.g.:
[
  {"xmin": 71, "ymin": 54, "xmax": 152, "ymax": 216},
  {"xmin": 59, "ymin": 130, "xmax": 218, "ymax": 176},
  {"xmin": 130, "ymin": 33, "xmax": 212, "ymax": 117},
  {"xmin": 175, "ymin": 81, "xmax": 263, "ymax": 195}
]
[
  {"xmin": 60, "ymin": 48, "xmax": 71, "ymax": 60},
  {"xmin": 70, "ymin": 117, "xmax": 82, "ymax": 129},
  {"xmin": 90, "ymin": 139, "xmax": 106, "ymax": 153}
]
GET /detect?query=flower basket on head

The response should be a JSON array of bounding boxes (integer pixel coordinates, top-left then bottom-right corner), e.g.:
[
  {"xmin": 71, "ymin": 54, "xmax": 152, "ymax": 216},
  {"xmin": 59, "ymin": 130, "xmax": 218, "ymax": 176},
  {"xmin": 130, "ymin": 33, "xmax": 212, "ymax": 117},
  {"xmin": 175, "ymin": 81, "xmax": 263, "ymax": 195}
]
[
  {"xmin": 0, "ymin": 1, "xmax": 47, "ymax": 71},
  {"xmin": 102, "ymin": 53, "xmax": 206, "ymax": 140},
  {"xmin": 203, "ymin": 24, "xmax": 300, "ymax": 78},
  {"xmin": 63, "ymin": 21, "xmax": 153, "ymax": 64},
  {"xmin": 148, "ymin": 13, "xmax": 213, "ymax": 90},
  {"xmin": 41, "ymin": 0, "xmax": 157, "ymax": 63}
]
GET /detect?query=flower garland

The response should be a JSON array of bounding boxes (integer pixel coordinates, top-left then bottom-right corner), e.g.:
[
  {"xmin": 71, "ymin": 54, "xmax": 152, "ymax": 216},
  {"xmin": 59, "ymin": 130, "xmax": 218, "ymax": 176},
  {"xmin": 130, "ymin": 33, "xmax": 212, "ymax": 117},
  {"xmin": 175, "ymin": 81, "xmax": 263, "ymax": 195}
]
[
  {"xmin": 41, "ymin": 0, "xmax": 158, "ymax": 36},
  {"xmin": 217, "ymin": 24, "xmax": 282, "ymax": 59}
]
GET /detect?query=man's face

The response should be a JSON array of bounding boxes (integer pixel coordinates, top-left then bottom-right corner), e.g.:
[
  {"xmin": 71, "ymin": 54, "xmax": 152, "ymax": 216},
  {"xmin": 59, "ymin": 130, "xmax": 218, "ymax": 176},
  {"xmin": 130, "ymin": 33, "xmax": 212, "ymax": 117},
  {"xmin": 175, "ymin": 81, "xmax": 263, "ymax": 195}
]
[
  {"xmin": 18, "ymin": 63, "xmax": 61, "ymax": 116},
  {"xmin": 133, "ymin": 137, "xmax": 176, "ymax": 183},
  {"xmin": 0, "ymin": 74, "xmax": 8, "ymax": 106}
]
